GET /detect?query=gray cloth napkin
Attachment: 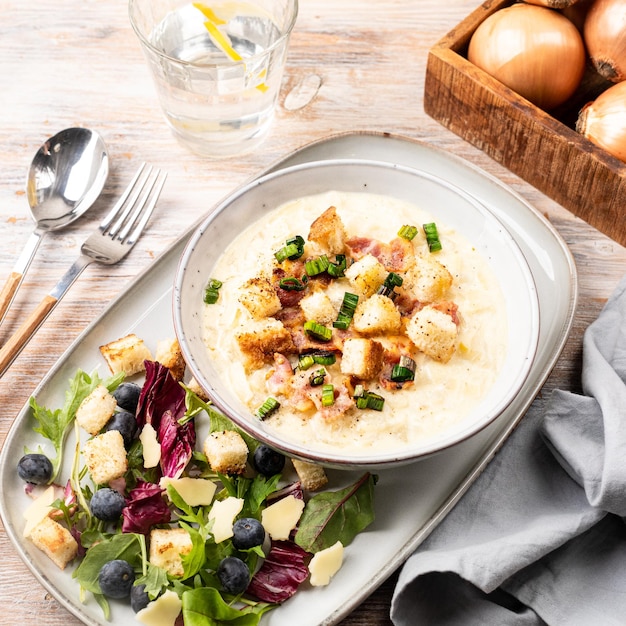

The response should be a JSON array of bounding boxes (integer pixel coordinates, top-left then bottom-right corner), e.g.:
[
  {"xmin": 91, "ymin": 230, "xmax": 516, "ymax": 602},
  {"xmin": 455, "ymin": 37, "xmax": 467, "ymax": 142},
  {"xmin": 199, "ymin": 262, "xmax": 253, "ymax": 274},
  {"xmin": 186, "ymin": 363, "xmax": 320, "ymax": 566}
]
[{"xmin": 391, "ymin": 274, "xmax": 626, "ymax": 626}]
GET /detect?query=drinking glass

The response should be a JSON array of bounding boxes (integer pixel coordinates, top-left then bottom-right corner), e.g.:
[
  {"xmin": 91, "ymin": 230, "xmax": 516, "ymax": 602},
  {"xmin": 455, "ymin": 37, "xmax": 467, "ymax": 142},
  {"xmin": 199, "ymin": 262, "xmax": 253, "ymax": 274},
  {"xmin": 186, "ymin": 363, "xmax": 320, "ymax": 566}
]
[{"xmin": 129, "ymin": 0, "xmax": 298, "ymax": 157}]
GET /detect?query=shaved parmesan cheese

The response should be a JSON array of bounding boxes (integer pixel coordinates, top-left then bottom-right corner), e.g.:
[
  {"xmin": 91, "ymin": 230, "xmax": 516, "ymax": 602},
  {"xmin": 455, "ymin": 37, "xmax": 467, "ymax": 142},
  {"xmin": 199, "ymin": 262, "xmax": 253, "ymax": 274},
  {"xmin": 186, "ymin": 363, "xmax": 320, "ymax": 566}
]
[
  {"xmin": 208, "ymin": 496, "xmax": 244, "ymax": 543},
  {"xmin": 261, "ymin": 495, "xmax": 304, "ymax": 540},
  {"xmin": 140, "ymin": 423, "xmax": 161, "ymax": 468},
  {"xmin": 309, "ymin": 540, "xmax": 344, "ymax": 586},
  {"xmin": 135, "ymin": 590, "xmax": 182, "ymax": 626},
  {"xmin": 23, "ymin": 485, "xmax": 56, "ymax": 538},
  {"xmin": 160, "ymin": 476, "xmax": 217, "ymax": 507}
]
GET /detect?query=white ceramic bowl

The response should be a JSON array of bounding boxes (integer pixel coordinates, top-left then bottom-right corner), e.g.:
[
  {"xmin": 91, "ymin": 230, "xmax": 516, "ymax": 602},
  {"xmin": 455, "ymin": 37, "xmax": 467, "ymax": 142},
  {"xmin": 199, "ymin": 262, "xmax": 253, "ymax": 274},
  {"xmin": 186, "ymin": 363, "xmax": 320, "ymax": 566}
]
[{"xmin": 173, "ymin": 159, "xmax": 540, "ymax": 469}]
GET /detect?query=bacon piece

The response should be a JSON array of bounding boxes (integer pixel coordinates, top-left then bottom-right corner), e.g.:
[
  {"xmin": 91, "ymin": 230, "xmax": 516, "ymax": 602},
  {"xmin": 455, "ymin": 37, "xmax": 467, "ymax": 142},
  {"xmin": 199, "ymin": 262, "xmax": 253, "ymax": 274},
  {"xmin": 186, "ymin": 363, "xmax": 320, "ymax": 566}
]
[
  {"xmin": 312, "ymin": 382, "xmax": 355, "ymax": 421},
  {"xmin": 345, "ymin": 236, "xmax": 414, "ymax": 272},
  {"xmin": 267, "ymin": 353, "xmax": 295, "ymax": 396},
  {"xmin": 431, "ymin": 300, "xmax": 460, "ymax": 325},
  {"xmin": 275, "ymin": 306, "xmax": 345, "ymax": 353}
]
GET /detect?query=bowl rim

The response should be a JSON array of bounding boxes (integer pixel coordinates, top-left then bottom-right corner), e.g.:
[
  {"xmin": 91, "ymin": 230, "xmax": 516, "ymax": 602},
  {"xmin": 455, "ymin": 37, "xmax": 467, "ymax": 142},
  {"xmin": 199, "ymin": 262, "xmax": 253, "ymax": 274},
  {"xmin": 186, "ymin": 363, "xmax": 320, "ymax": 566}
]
[{"xmin": 173, "ymin": 158, "xmax": 540, "ymax": 468}]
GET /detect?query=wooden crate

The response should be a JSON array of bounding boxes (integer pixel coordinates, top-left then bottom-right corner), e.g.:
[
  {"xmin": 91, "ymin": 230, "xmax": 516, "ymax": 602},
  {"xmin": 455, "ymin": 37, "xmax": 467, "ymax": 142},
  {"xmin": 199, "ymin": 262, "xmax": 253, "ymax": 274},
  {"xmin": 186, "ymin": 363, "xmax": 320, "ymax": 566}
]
[{"xmin": 424, "ymin": 0, "xmax": 626, "ymax": 247}]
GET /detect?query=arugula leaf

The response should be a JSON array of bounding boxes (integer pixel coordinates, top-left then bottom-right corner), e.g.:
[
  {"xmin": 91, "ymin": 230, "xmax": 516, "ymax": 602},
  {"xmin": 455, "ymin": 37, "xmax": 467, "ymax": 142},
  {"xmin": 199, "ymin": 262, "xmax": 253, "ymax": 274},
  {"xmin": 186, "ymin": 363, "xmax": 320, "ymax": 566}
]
[
  {"xmin": 134, "ymin": 564, "xmax": 170, "ymax": 600},
  {"xmin": 28, "ymin": 369, "xmax": 123, "ymax": 480},
  {"xmin": 294, "ymin": 473, "xmax": 376, "ymax": 553},
  {"xmin": 72, "ymin": 533, "xmax": 144, "ymax": 593},
  {"xmin": 182, "ymin": 587, "xmax": 273, "ymax": 626},
  {"xmin": 180, "ymin": 522, "xmax": 207, "ymax": 580}
]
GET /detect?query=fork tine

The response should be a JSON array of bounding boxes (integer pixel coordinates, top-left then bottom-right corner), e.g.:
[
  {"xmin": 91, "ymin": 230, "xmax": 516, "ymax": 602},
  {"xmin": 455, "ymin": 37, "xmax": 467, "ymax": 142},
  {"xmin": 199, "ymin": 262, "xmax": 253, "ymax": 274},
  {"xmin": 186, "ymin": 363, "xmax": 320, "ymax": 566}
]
[
  {"xmin": 98, "ymin": 162, "xmax": 148, "ymax": 233},
  {"xmin": 108, "ymin": 164, "xmax": 154, "ymax": 237},
  {"xmin": 127, "ymin": 171, "xmax": 167, "ymax": 245},
  {"xmin": 117, "ymin": 169, "xmax": 166, "ymax": 243}
]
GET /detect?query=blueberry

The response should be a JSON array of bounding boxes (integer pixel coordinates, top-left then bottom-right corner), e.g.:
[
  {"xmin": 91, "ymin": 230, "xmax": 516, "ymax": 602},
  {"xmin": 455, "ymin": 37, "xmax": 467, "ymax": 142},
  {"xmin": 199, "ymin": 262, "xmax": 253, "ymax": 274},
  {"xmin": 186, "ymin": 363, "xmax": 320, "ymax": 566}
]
[
  {"xmin": 90, "ymin": 488, "xmax": 126, "ymax": 521},
  {"xmin": 113, "ymin": 382, "xmax": 142, "ymax": 413},
  {"xmin": 105, "ymin": 411, "xmax": 137, "ymax": 448},
  {"xmin": 98, "ymin": 559, "xmax": 135, "ymax": 598},
  {"xmin": 17, "ymin": 453, "xmax": 53, "ymax": 485},
  {"xmin": 130, "ymin": 583, "xmax": 150, "ymax": 613},
  {"xmin": 232, "ymin": 517, "xmax": 265, "ymax": 550},
  {"xmin": 217, "ymin": 556, "xmax": 250, "ymax": 595},
  {"xmin": 253, "ymin": 445, "xmax": 285, "ymax": 476}
]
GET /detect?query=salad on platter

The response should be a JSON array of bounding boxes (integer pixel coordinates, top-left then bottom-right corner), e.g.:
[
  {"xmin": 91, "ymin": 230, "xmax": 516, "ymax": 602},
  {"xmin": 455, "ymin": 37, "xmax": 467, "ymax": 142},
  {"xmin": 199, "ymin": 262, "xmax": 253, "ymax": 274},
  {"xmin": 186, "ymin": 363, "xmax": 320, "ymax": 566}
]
[{"xmin": 16, "ymin": 332, "xmax": 376, "ymax": 626}]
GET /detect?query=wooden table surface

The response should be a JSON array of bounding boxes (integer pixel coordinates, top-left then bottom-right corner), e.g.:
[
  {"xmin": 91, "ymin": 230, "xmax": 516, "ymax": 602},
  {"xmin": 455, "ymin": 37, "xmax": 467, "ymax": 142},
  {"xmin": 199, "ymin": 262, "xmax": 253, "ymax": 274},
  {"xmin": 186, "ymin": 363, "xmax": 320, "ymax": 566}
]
[{"xmin": 1, "ymin": 1, "xmax": 625, "ymax": 624}]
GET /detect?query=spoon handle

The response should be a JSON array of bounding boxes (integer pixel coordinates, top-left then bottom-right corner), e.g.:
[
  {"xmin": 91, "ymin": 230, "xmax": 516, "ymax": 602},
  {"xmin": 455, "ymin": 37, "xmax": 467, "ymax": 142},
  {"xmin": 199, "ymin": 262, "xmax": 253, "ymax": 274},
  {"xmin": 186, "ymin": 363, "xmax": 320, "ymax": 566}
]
[
  {"xmin": 0, "ymin": 272, "xmax": 23, "ymax": 325},
  {"xmin": 0, "ymin": 230, "xmax": 44, "ymax": 326},
  {"xmin": 0, "ymin": 295, "xmax": 58, "ymax": 375},
  {"xmin": 0, "ymin": 255, "xmax": 92, "ymax": 378}
]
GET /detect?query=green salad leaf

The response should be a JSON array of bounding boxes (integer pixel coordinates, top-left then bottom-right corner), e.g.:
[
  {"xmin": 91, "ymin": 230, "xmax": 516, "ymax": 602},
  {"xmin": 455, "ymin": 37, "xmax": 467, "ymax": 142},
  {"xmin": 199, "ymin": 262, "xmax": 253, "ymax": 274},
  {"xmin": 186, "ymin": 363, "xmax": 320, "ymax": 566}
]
[
  {"xmin": 28, "ymin": 368, "xmax": 123, "ymax": 480},
  {"xmin": 295, "ymin": 473, "xmax": 377, "ymax": 553},
  {"xmin": 182, "ymin": 587, "xmax": 273, "ymax": 626}
]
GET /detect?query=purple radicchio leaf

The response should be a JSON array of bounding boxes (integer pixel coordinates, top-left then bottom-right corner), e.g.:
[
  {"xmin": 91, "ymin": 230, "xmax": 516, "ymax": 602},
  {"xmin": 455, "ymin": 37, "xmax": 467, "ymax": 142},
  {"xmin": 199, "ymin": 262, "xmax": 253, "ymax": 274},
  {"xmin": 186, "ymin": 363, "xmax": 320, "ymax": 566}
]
[
  {"xmin": 158, "ymin": 409, "xmax": 196, "ymax": 479},
  {"xmin": 136, "ymin": 361, "xmax": 187, "ymax": 429},
  {"xmin": 136, "ymin": 361, "xmax": 195, "ymax": 479},
  {"xmin": 122, "ymin": 480, "xmax": 171, "ymax": 534},
  {"xmin": 247, "ymin": 540, "xmax": 310, "ymax": 603}
]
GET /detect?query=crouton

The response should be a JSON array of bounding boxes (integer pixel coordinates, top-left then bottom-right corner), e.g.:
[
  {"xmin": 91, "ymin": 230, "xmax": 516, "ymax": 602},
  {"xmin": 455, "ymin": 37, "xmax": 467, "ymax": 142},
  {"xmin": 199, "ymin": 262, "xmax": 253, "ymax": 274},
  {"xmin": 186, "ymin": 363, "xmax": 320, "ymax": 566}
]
[
  {"xmin": 29, "ymin": 516, "xmax": 78, "ymax": 570},
  {"xmin": 344, "ymin": 254, "xmax": 388, "ymax": 297},
  {"xmin": 99, "ymin": 333, "xmax": 152, "ymax": 376},
  {"xmin": 155, "ymin": 337, "xmax": 186, "ymax": 381},
  {"xmin": 83, "ymin": 430, "xmax": 128, "ymax": 485},
  {"xmin": 75, "ymin": 384, "xmax": 117, "ymax": 436},
  {"xmin": 186, "ymin": 377, "xmax": 210, "ymax": 401},
  {"xmin": 203, "ymin": 430, "xmax": 248, "ymax": 475},
  {"xmin": 235, "ymin": 318, "xmax": 296, "ymax": 372},
  {"xmin": 340, "ymin": 337, "xmax": 385, "ymax": 380},
  {"xmin": 292, "ymin": 459, "xmax": 328, "ymax": 491},
  {"xmin": 149, "ymin": 528, "xmax": 193, "ymax": 577},
  {"xmin": 238, "ymin": 276, "xmax": 282, "ymax": 319},
  {"xmin": 404, "ymin": 255, "xmax": 453, "ymax": 303},
  {"xmin": 307, "ymin": 206, "xmax": 346, "ymax": 255},
  {"xmin": 352, "ymin": 294, "xmax": 402, "ymax": 335},
  {"xmin": 406, "ymin": 305, "xmax": 458, "ymax": 363},
  {"xmin": 300, "ymin": 291, "xmax": 336, "ymax": 325}
]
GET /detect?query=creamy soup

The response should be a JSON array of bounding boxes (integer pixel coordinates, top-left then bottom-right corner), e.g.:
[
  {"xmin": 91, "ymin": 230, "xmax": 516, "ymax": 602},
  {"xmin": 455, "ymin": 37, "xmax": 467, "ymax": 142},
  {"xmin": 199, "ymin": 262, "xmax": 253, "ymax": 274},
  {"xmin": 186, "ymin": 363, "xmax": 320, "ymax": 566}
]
[{"xmin": 201, "ymin": 191, "xmax": 507, "ymax": 453}]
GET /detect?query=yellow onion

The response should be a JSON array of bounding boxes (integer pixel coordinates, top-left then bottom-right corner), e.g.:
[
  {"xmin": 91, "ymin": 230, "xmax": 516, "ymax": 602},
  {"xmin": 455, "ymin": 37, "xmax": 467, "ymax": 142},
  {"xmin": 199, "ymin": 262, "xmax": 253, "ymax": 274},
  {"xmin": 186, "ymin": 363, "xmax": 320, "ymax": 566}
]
[
  {"xmin": 468, "ymin": 4, "xmax": 586, "ymax": 110},
  {"xmin": 584, "ymin": 0, "xmax": 626, "ymax": 83},
  {"xmin": 524, "ymin": 0, "xmax": 581, "ymax": 8},
  {"xmin": 576, "ymin": 81, "xmax": 626, "ymax": 161}
]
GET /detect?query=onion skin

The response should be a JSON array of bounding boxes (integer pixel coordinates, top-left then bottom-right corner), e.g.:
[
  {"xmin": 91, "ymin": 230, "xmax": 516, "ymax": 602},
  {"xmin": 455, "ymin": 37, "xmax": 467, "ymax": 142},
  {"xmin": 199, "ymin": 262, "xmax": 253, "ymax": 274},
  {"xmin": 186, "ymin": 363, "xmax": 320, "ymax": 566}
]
[
  {"xmin": 524, "ymin": 0, "xmax": 581, "ymax": 8},
  {"xmin": 468, "ymin": 4, "xmax": 586, "ymax": 110},
  {"xmin": 576, "ymin": 81, "xmax": 626, "ymax": 161},
  {"xmin": 584, "ymin": 0, "xmax": 626, "ymax": 83}
]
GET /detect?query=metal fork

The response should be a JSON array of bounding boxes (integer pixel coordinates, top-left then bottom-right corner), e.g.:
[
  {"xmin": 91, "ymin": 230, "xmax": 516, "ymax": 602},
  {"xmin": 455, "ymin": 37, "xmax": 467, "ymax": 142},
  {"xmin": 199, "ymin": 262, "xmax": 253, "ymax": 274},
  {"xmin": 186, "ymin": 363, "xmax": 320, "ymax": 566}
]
[{"xmin": 0, "ymin": 163, "xmax": 167, "ymax": 378}]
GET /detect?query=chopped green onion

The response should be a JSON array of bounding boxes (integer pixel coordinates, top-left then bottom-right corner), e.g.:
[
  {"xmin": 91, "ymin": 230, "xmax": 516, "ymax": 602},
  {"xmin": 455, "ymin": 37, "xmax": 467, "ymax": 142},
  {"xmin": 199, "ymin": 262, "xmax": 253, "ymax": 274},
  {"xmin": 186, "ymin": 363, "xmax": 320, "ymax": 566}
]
[
  {"xmin": 390, "ymin": 355, "xmax": 417, "ymax": 382},
  {"xmin": 353, "ymin": 387, "xmax": 385, "ymax": 411},
  {"xmin": 305, "ymin": 255, "xmax": 330, "ymax": 276},
  {"xmin": 286, "ymin": 235, "xmax": 305, "ymax": 255},
  {"xmin": 203, "ymin": 277, "xmax": 223, "ymax": 304},
  {"xmin": 256, "ymin": 397, "xmax": 280, "ymax": 419},
  {"xmin": 309, "ymin": 368, "xmax": 327, "ymax": 386},
  {"xmin": 333, "ymin": 292, "xmax": 359, "ymax": 329},
  {"xmin": 327, "ymin": 254, "xmax": 347, "ymax": 278},
  {"xmin": 279, "ymin": 276, "xmax": 308, "ymax": 291},
  {"xmin": 365, "ymin": 392, "xmax": 385, "ymax": 411},
  {"xmin": 310, "ymin": 351, "xmax": 336, "ymax": 365},
  {"xmin": 398, "ymin": 224, "xmax": 418, "ymax": 240},
  {"xmin": 298, "ymin": 354, "xmax": 315, "ymax": 370},
  {"xmin": 304, "ymin": 320, "xmax": 333, "ymax": 342},
  {"xmin": 378, "ymin": 272, "xmax": 404, "ymax": 299},
  {"xmin": 423, "ymin": 222, "xmax": 442, "ymax": 252},
  {"xmin": 275, "ymin": 242, "xmax": 301, "ymax": 263},
  {"xmin": 384, "ymin": 272, "xmax": 404, "ymax": 288},
  {"xmin": 321, "ymin": 384, "xmax": 335, "ymax": 406}
]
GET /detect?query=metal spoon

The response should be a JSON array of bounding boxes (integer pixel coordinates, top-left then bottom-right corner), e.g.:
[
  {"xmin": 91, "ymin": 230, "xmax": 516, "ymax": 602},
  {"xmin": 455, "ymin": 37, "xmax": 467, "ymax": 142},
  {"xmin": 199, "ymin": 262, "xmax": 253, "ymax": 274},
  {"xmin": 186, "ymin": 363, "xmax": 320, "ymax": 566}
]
[{"xmin": 0, "ymin": 127, "xmax": 109, "ymax": 326}]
